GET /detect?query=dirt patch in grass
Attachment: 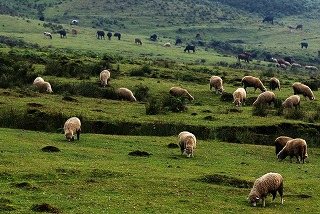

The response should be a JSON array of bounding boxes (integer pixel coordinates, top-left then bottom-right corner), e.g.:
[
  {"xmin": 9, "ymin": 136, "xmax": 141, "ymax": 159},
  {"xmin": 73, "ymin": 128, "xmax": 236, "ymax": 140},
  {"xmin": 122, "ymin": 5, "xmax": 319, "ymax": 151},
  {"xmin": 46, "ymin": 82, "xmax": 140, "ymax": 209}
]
[
  {"xmin": 167, "ymin": 143, "xmax": 179, "ymax": 148},
  {"xmin": 204, "ymin": 115, "xmax": 214, "ymax": 120},
  {"xmin": 128, "ymin": 150, "xmax": 152, "ymax": 157},
  {"xmin": 27, "ymin": 102, "xmax": 43, "ymax": 107},
  {"xmin": 90, "ymin": 169, "xmax": 125, "ymax": 178},
  {"xmin": 286, "ymin": 194, "xmax": 312, "ymax": 199},
  {"xmin": 62, "ymin": 96, "xmax": 78, "ymax": 102},
  {"xmin": 31, "ymin": 203, "xmax": 61, "ymax": 213},
  {"xmin": 198, "ymin": 174, "xmax": 253, "ymax": 188},
  {"xmin": 12, "ymin": 182, "xmax": 38, "ymax": 190},
  {"xmin": 41, "ymin": 146, "xmax": 61, "ymax": 152}
]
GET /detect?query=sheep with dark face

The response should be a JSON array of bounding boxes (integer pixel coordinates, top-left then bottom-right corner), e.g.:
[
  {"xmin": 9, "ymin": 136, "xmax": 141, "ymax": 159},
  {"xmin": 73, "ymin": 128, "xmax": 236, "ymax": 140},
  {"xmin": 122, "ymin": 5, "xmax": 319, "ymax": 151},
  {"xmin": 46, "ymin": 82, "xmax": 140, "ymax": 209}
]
[
  {"xmin": 178, "ymin": 131, "xmax": 196, "ymax": 158},
  {"xmin": 277, "ymin": 138, "xmax": 308, "ymax": 163},
  {"xmin": 117, "ymin": 87, "xmax": 137, "ymax": 102},
  {"xmin": 269, "ymin": 77, "xmax": 280, "ymax": 91},
  {"xmin": 100, "ymin": 70, "xmax": 110, "ymax": 87},
  {"xmin": 248, "ymin": 172, "xmax": 284, "ymax": 207},
  {"xmin": 209, "ymin": 76, "xmax": 224, "ymax": 95},
  {"xmin": 292, "ymin": 82, "xmax": 314, "ymax": 100},
  {"xmin": 170, "ymin": 87, "xmax": 194, "ymax": 101},
  {"xmin": 64, "ymin": 117, "xmax": 81, "ymax": 141},
  {"xmin": 282, "ymin": 95, "xmax": 300, "ymax": 109},
  {"xmin": 253, "ymin": 91, "xmax": 275, "ymax": 107},
  {"xmin": 274, "ymin": 136, "xmax": 293, "ymax": 155},
  {"xmin": 233, "ymin": 88, "xmax": 246, "ymax": 107},
  {"xmin": 33, "ymin": 77, "xmax": 53, "ymax": 93},
  {"xmin": 241, "ymin": 76, "xmax": 266, "ymax": 93}
]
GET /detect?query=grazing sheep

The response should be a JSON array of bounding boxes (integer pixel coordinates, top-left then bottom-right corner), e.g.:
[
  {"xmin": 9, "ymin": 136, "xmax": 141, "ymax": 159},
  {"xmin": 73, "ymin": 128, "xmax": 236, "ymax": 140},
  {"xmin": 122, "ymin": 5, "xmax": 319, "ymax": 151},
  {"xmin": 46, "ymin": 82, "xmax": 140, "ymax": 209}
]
[
  {"xmin": 274, "ymin": 136, "xmax": 293, "ymax": 155},
  {"xmin": 291, "ymin": 63, "xmax": 301, "ymax": 67},
  {"xmin": 163, "ymin": 42, "xmax": 171, "ymax": 47},
  {"xmin": 269, "ymin": 77, "xmax": 280, "ymax": 91},
  {"xmin": 100, "ymin": 70, "xmax": 110, "ymax": 87},
  {"xmin": 292, "ymin": 82, "xmax": 314, "ymax": 100},
  {"xmin": 233, "ymin": 88, "xmax": 246, "ymax": 107},
  {"xmin": 271, "ymin": 58, "xmax": 278, "ymax": 63},
  {"xmin": 248, "ymin": 172, "xmax": 284, "ymax": 207},
  {"xmin": 178, "ymin": 131, "xmax": 196, "ymax": 158},
  {"xmin": 117, "ymin": 87, "xmax": 137, "ymax": 102},
  {"xmin": 277, "ymin": 138, "xmax": 308, "ymax": 163},
  {"xmin": 305, "ymin": 65, "xmax": 318, "ymax": 70},
  {"xmin": 169, "ymin": 87, "xmax": 194, "ymax": 101},
  {"xmin": 33, "ymin": 77, "xmax": 53, "ymax": 93},
  {"xmin": 64, "ymin": 117, "xmax": 81, "ymax": 141},
  {"xmin": 253, "ymin": 91, "xmax": 275, "ymax": 107},
  {"xmin": 209, "ymin": 76, "xmax": 224, "ymax": 95},
  {"xmin": 241, "ymin": 76, "xmax": 266, "ymax": 93},
  {"xmin": 282, "ymin": 95, "xmax": 300, "ymax": 109}
]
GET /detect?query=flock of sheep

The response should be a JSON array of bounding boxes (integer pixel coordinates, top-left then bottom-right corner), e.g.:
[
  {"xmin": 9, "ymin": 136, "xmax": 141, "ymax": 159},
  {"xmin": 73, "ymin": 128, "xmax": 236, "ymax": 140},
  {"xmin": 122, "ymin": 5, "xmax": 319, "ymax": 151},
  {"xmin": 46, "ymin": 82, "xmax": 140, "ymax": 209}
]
[{"xmin": 32, "ymin": 68, "xmax": 313, "ymax": 208}]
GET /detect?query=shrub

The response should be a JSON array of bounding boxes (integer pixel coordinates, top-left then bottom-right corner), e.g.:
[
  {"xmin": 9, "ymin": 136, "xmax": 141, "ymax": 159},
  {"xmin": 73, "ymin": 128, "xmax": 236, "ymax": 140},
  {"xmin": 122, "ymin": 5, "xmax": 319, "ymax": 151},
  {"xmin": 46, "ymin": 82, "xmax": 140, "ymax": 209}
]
[
  {"xmin": 134, "ymin": 84, "xmax": 149, "ymax": 102},
  {"xmin": 284, "ymin": 108, "xmax": 305, "ymax": 120},
  {"xmin": 145, "ymin": 94, "xmax": 188, "ymax": 115},
  {"xmin": 252, "ymin": 103, "xmax": 268, "ymax": 117}
]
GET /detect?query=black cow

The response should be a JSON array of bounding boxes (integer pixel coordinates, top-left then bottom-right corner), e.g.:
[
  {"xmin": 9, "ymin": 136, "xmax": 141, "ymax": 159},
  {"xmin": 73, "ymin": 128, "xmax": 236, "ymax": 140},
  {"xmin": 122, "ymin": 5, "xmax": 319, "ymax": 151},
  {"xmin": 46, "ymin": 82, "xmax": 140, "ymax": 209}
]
[
  {"xmin": 97, "ymin": 31, "xmax": 105, "ymax": 39},
  {"xmin": 107, "ymin": 32, "xmax": 112, "ymax": 40},
  {"xmin": 184, "ymin": 45, "xmax": 195, "ymax": 53},
  {"xmin": 59, "ymin": 29, "xmax": 67, "ymax": 38},
  {"xmin": 263, "ymin": 16, "xmax": 274, "ymax": 24},
  {"xmin": 301, "ymin": 42, "xmax": 308, "ymax": 48},
  {"xmin": 113, "ymin": 33, "xmax": 121, "ymax": 40},
  {"xmin": 175, "ymin": 38, "xmax": 182, "ymax": 46},
  {"xmin": 238, "ymin": 53, "xmax": 252, "ymax": 63},
  {"xmin": 150, "ymin": 34, "xmax": 157, "ymax": 41},
  {"xmin": 283, "ymin": 56, "xmax": 293, "ymax": 64}
]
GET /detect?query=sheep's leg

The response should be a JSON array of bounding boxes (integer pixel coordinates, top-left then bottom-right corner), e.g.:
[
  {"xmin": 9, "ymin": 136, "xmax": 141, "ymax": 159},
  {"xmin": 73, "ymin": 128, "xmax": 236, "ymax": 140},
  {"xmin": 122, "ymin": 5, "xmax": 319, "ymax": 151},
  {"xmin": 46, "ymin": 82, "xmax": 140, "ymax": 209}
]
[
  {"xmin": 262, "ymin": 197, "xmax": 266, "ymax": 207},
  {"xmin": 76, "ymin": 130, "xmax": 80, "ymax": 140},
  {"xmin": 278, "ymin": 188, "xmax": 284, "ymax": 204},
  {"xmin": 270, "ymin": 191, "xmax": 276, "ymax": 203}
]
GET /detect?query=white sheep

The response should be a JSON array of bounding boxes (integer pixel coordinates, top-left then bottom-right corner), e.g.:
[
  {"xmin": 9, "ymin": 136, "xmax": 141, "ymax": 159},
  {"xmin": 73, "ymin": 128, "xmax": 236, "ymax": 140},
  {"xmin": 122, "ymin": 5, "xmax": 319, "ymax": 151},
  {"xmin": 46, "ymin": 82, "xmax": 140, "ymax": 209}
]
[
  {"xmin": 282, "ymin": 95, "xmax": 300, "ymax": 109},
  {"xmin": 178, "ymin": 131, "xmax": 196, "ymax": 158},
  {"xmin": 269, "ymin": 77, "xmax": 280, "ymax": 91},
  {"xmin": 241, "ymin": 76, "xmax": 266, "ymax": 93},
  {"xmin": 100, "ymin": 70, "xmax": 110, "ymax": 87},
  {"xmin": 209, "ymin": 76, "xmax": 224, "ymax": 95},
  {"xmin": 117, "ymin": 87, "xmax": 137, "ymax": 102},
  {"xmin": 64, "ymin": 117, "xmax": 81, "ymax": 141},
  {"xmin": 253, "ymin": 91, "xmax": 275, "ymax": 107},
  {"xmin": 305, "ymin": 65, "xmax": 318, "ymax": 70},
  {"xmin": 163, "ymin": 42, "xmax": 171, "ymax": 47},
  {"xmin": 33, "ymin": 77, "xmax": 53, "ymax": 93},
  {"xmin": 248, "ymin": 172, "xmax": 284, "ymax": 207},
  {"xmin": 277, "ymin": 138, "xmax": 308, "ymax": 163},
  {"xmin": 233, "ymin": 88, "xmax": 246, "ymax": 107},
  {"xmin": 274, "ymin": 136, "xmax": 293, "ymax": 155},
  {"xmin": 169, "ymin": 87, "xmax": 194, "ymax": 101},
  {"xmin": 292, "ymin": 82, "xmax": 314, "ymax": 100}
]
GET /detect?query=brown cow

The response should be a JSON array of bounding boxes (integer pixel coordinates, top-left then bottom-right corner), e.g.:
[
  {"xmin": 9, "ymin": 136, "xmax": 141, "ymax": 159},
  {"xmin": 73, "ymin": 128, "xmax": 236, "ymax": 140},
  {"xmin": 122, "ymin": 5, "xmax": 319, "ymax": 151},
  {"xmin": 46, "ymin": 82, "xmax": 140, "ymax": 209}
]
[
  {"xmin": 296, "ymin": 24, "xmax": 303, "ymax": 30},
  {"xmin": 238, "ymin": 53, "xmax": 251, "ymax": 63},
  {"xmin": 135, "ymin": 38, "xmax": 142, "ymax": 45},
  {"xmin": 71, "ymin": 29, "xmax": 77, "ymax": 36}
]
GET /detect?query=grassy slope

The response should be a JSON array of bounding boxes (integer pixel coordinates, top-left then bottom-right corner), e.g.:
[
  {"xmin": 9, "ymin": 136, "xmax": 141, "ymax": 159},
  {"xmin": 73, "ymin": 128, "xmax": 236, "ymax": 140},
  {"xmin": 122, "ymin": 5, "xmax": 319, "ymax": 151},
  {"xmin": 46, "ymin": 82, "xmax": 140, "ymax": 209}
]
[{"xmin": 0, "ymin": 128, "xmax": 319, "ymax": 213}]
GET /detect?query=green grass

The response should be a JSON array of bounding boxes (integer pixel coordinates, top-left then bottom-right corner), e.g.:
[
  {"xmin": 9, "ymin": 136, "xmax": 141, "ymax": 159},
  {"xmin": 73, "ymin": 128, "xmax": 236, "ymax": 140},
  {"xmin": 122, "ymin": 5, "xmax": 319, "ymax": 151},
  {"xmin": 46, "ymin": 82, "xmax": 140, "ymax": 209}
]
[{"xmin": 0, "ymin": 128, "xmax": 319, "ymax": 213}]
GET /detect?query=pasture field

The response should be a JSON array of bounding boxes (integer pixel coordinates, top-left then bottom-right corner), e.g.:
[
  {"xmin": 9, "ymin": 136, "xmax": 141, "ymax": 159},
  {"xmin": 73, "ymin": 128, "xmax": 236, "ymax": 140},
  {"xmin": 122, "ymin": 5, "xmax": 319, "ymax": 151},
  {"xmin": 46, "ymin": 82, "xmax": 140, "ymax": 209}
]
[{"xmin": 0, "ymin": 128, "xmax": 319, "ymax": 213}]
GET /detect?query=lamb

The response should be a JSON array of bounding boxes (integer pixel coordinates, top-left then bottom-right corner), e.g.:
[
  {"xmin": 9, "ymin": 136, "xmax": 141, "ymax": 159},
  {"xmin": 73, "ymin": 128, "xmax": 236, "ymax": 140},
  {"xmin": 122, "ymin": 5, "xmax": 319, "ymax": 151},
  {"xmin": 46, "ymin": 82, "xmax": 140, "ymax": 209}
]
[
  {"xmin": 64, "ymin": 117, "xmax": 81, "ymax": 141},
  {"xmin": 169, "ymin": 87, "xmax": 194, "ymax": 101},
  {"xmin": 209, "ymin": 76, "xmax": 224, "ymax": 95},
  {"xmin": 116, "ymin": 87, "xmax": 137, "ymax": 102},
  {"xmin": 253, "ymin": 91, "xmax": 275, "ymax": 107},
  {"xmin": 305, "ymin": 65, "xmax": 318, "ymax": 70},
  {"xmin": 178, "ymin": 131, "xmax": 196, "ymax": 158},
  {"xmin": 282, "ymin": 95, "xmax": 300, "ymax": 109},
  {"xmin": 277, "ymin": 138, "xmax": 308, "ymax": 163},
  {"xmin": 33, "ymin": 77, "xmax": 53, "ymax": 93},
  {"xmin": 274, "ymin": 136, "xmax": 293, "ymax": 155},
  {"xmin": 233, "ymin": 88, "xmax": 246, "ymax": 107},
  {"xmin": 269, "ymin": 77, "xmax": 280, "ymax": 91},
  {"xmin": 241, "ymin": 76, "xmax": 266, "ymax": 93},
  {"xmin": 292, "ymin": 82, "xmax": 314, "ymax": 100},
  {"xmin": 248, "ymin": 172, "xmax": 284, "ymax": 207},
  {"xmin": 100, "ymin": 70, "xmax": 110, "ymax": 87}
]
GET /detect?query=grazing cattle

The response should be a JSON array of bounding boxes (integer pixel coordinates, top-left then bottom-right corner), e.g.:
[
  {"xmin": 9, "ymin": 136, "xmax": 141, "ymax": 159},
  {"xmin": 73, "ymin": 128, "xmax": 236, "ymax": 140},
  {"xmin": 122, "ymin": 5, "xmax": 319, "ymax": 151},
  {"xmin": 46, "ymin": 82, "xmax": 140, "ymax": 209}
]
[
  {"xmin": 70, "ymin": 20, "xmax": 78, "ymax": 25},
  {"xmin": 59, "ymin": 29, "xmax": 67, "ymax": 38},
  {"xmin": 163, "ymin": 42, "xmax": 171, "ymax": 48},
  {"xmin": 296, "ymin": 24, "xmax": 303, "ymax": 30},
  {"xmin": 43, "ymin": 32, "xmax": 52, "ymax": 39},
  {"xmin": 97, "ymin": 31, "xmax": 105, "ymax": 39},
  {"xmin": 150, "ymin": 34, "xmax": 157, "ymax": 41},
  {"xmin": 283, "ymin": 56, "xmax": 293, "ymax": 64},
  {"xmin": 184, "ymin": 45, "xmax": 195, "ymax": 53},
  {"xmin": 301, "ymin": 42, "xmax": 308, "ymax": 48},
  {"xmin": 71, "ymin": 29, "xmax": 77, "ymax": 36},
  {"xmin": 114, "ymin": 32, "xmax": 121, "ymax": 40},
  {"xmin": 135, "ymin": 38, "xmax": 142, "ymax": 45},
  {"xmin": 263, "ymin": 16, "xmax": 274, "ymax": 24},
  {"xmin": 107, "ymin": 32, "xmax": 112, "ymax": 40},
  {"xmin": 196, "ymin": 33, "xmax": 201, "ymax": 39},
  {"xmin": 238, "ymin": 53, "xmax": 251, "ymax": 63},
  {"xmin": 175, "ymin": 38, "xmax": 182, "ymax": 46}
]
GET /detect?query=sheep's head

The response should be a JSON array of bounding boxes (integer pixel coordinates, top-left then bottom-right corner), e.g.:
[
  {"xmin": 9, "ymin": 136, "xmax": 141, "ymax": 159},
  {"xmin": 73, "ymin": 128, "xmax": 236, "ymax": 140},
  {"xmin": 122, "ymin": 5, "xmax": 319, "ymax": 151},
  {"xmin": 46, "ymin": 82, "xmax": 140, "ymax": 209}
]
[
  {"xmin": 65, "ymin": 132, "xmax": 74, "ymax": 141},
  {"xmin": 277, "ymin": 151, "xmax": 286, "ymax": 161},
  {"xmin": 217, "ymin": 88, "xmax": 224, "ymax": 95},
  {"xmin": 248, "ymin": 194, "xmax": 260, "ymax": 207}
]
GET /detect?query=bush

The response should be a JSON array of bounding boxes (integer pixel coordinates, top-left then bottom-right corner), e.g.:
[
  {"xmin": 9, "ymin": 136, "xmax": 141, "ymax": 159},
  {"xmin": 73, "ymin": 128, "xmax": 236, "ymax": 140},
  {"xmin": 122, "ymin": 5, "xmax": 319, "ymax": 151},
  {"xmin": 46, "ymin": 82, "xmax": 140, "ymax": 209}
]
[
  {"xmin": 252, "ymin": 103, "xmax": 268, "ymax": 117},
  {"xmin": 134, "ymin": 84, "xmax": 149, "ymax": 102},
  {"xmin": 145, "ymin": 94, "xmax": 188, "ymax": 115},
  {"xmin": 284, "ymin": 108, "xmax": 305, "ymax": 120}
]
